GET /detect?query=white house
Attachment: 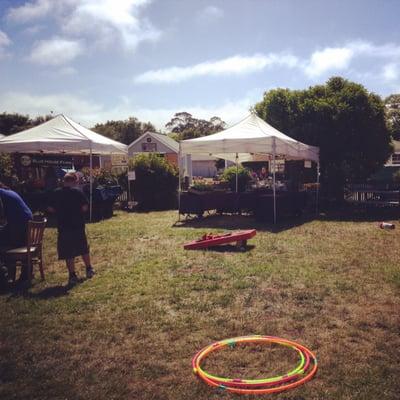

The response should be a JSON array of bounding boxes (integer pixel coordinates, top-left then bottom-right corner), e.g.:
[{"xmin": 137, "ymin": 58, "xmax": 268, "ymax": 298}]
[
  {"xmin": 128, "ymin": 131, "xmax": 217, "ymax": 177},
  {"xmin": 385, "ymin": 140, "xmax": 400, "ymax": 166}
]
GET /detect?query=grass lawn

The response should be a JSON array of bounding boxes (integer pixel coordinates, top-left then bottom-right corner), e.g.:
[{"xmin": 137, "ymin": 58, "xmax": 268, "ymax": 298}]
[{"xmin": 1, "ymin": 210, "xmax": 399, "ymax": 400}]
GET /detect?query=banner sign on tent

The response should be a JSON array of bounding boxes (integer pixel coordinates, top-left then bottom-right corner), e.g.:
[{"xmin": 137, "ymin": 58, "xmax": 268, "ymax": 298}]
[
  {"xmin": 18, "ymin": 154, "xmax": 73, "ymax": 168},
  {"xmin": 128, "ymin": 171, "xmax": 136, "ymax": 181},
  {"xmin": 111, "ymin": 154, "xmax": 128, "ymax": 166}
]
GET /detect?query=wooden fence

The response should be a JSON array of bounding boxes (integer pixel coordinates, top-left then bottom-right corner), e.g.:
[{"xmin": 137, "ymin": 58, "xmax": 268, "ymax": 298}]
[{"xmin": 345, "ymin": 184, "xmax": 399, "ymax": 206}]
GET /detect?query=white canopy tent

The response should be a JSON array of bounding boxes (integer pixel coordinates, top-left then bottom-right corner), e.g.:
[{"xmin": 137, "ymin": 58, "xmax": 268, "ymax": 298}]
[
  {"xmin": 0, "ymin": 114, "xmax": 128, "ymax": 220},
  {"xmin": 180, "ymin": 113, "xmax": 320, "ymax": 223}
]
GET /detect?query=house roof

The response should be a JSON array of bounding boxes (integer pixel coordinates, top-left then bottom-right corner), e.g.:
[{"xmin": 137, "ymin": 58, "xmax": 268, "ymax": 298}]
[
  {"xmin": 128, "ymin": 131, "xmax": 216, "ymax": 161},
  {"xmin": 128, "ymin": 131, "xmax": 179, "ymax": 153},
  {"xmin": 151, "ymin": 132, "xmax": 180, "ymax": 152}
]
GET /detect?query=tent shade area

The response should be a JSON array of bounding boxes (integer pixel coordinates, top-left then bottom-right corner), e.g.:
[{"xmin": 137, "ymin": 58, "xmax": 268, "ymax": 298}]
[
  {"xmin": 0, "ymin": 114, "xmax": 128, "ymax": 220},
  {"xmin": 179, "ymin": 113, "xmax": 320, "ymax": 223}
]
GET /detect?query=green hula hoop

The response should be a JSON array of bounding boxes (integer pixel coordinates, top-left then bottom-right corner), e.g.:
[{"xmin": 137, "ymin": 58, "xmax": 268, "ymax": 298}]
[{"xmin": 195, "ymin": 336, "xmax": 306, "ymax": 385}]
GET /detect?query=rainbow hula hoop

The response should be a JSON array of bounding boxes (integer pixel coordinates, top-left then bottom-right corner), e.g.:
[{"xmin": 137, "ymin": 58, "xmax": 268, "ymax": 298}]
[{"xmin": 192, "ymin": 335, "xmax": 318, "ymax": 395}]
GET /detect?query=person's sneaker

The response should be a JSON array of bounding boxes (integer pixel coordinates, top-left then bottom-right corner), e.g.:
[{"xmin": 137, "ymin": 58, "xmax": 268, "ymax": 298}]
[
  {"xmin": 86, "ymin": 266, "xmax": 95, "ymax": 279},
  {"xmin": 68, "ymin": 273, "xmax": 79, "ymax": 286}
]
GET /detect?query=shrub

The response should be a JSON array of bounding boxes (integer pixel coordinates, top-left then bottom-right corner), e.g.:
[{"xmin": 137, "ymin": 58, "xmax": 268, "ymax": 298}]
[
  {"xmin": 0, "ymin": 153, "xmax": 18, "ymax": 187},
  {"xmin": 393, "ymin": 169, "xmax": 400, "ymax": 183},
  {"xmin": 129, "ymin": 153, "xmax": 178, "ymax": 210},
  {"xmin": 81, "ymin": 167, "xmax": 120, "ymax": 186},
  {"xmin": 221, "ymin": 166, "xmax": 251, "ymax": 192},
  {"xmin": 190, "ymin": 182, "xmax": 213, "ymax": 192}
]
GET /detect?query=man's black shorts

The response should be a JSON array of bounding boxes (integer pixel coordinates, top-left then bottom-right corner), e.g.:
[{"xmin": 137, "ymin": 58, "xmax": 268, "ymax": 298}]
[{"xmin": 57, "ymin": 228, "xmax": 89, "ymax": 260}]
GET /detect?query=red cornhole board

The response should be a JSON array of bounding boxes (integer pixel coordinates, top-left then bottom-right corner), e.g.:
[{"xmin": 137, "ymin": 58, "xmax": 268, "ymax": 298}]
[{"xmin": 184, "ymin": 229, "xmax": 256, "ymax": 250}]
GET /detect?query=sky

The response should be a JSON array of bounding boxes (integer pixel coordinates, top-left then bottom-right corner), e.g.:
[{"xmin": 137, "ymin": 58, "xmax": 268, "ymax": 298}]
[{"xmin": 0, "ymin": 0, "xmax": 399, "ymax": 130}]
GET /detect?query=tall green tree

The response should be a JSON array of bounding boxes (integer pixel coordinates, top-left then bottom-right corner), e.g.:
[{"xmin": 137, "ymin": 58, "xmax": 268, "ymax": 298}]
[
  {"xmin": 165, "ymin": 112, "xmax": 226, "ymax": 140},
  {"xmin": 255, "ymin": 77, "xmax": 392, "ymax": 199},
  {"xmin": 92, "ymin": 117, "xmax": 156, "ymax": 145},
  {"xmin": 0, "ymin": 113, "xmax": 52, "ymax": 135},
  {"xmin": 0, "ymin": 113, "xmax": 30, "ymax": 135},
  {"xmin": 385, "ymin": 94, "xmax": 400, "ymax": 141}
]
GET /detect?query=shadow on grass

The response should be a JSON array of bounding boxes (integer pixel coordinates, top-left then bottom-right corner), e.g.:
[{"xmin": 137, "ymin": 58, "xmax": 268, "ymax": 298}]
[
  {"xmin": 319, "ymin": 205, "xmax": 400, "ymax": 222},
  {"xmin": 173, "ymin": 213, "xmax": 315, "ymax": 233},
  {"xmin": 2, "ymin": 284, "xmax": 70, "ymax": 300},
  {"xmin": 27, "ymin": 285, "xmax": 71, "ymax": 299},
  {"xmin": 174, "ymin": 205, "xmax": 400, "ymax": 232},
  {"xmin": 1, "ymin": 280, "xmax": 86, "ymax": 300},
  {"xmin": 186, "ymin": 244, "xmax": 256, "ymax": 253}
]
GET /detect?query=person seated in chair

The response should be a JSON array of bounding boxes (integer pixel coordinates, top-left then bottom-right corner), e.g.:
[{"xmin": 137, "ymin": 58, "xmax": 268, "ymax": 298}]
[{"xmin": 0, "ymin": 182, "xmax": 33, "ymax": 283}]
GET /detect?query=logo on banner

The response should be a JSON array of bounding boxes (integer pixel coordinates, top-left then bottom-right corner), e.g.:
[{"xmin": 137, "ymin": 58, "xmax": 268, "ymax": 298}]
[{"xmin": 20, "ymin": 155, "xmax": 32, "ymax": 166}]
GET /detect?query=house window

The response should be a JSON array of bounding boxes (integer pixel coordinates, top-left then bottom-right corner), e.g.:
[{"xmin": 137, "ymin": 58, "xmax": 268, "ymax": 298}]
[
  {"xmin": 392, "ymin": 153, "xmax": 400, "ymax": 164},
  {"xmin": 142, "ymin": 142, "xmax": 157, "ymax": 152}
]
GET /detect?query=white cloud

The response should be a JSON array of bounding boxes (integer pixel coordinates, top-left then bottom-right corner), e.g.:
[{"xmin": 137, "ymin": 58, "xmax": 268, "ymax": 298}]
[
  {"xmin": 304, "ymin": 41, "xmax": 400, "ymax": 78},
  {"xmin": 133, "ymin": 40, "xmax": 400, "ymax": 86},
  {"xmin": 0, "ymin": 90, "xmax": 261, "ymax": 130},
  {"xmin": 0, "ymin": 92, "xmax": 103, "ymax": 123},
  {"xmin": 304, "ymin": 47, "xmax": 354, "ymax": 78},
  {"xmin": 59, "ymin": 66, "xmax": 78, "ymax": 76},
  {"xmin": 348, "ymin": 40, "xmax": 400, "ymax": 59},
  {"xmin": 63, "ymin": 0, "xmax": 160, "ymax": 51},
  {"xmin": 28, "ymin": 37, "xmax": 84, "ymax": 66},
  {"xmin": 6, "ymin": 0, "xmax": 54, "ymax": 22},
  {"xmin": 129, "ymin": 98, "xmax": 256, "ymax": 129},
  {"xmin": 7, "ymin": 0, "xmax": 160, "ymax": 52},
  {"xmin": 382, "ymin": 63, "xmax": 399, "ymax": 82},
  {"xmin": 22, "ymin": 25, "xmax": 44, "ymax": 36},
  {"xmin": 0, "ymin": 30, "xmax": 12, "ymax": 58},
  {"xmin": 134, "ymin": 53, "xmax": 298, "ymax": 84},
  {"xmin": 0, "ymin": 30, "xmax": 11, "ymax": 47},
  {"xmin": 197, "ymin": 5, "xmax": 224, "ymax": 23}
]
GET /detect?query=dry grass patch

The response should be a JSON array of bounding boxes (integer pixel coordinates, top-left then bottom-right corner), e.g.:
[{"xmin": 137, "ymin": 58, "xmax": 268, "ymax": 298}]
[{"xmin": 1, "ymin": 211, "xmax": 399, "ymax": 400}]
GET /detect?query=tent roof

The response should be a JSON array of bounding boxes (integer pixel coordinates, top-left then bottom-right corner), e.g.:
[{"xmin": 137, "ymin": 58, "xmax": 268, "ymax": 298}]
[
  {"xmin": 0, "ymin": 114, "xmax": 127, "ymax": 154},
  {"xmin": 180, "ymin": 113, "xmax": 319, "ymax": 163}
]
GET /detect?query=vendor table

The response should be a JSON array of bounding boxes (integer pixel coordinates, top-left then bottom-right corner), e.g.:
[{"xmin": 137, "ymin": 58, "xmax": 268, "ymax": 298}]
[{"xmin": 179, "ymin": 190, "xmax": 308, "ymax": 222}]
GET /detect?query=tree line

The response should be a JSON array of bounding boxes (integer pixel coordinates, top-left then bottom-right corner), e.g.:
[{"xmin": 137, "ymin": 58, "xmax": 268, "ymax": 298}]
[
  {"xmin": 0, "ymin": 112, "xmax": 227, "ymax": 145},
  {"xmin": 0, "ymin": 76, "xmax": 399, "ymax": 198}
]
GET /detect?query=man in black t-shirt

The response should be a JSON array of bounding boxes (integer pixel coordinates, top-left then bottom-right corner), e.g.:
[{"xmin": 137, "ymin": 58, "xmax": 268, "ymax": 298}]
[{"xmin": 48, "ymin": 173, "xmax": 95, "ymax": 285}]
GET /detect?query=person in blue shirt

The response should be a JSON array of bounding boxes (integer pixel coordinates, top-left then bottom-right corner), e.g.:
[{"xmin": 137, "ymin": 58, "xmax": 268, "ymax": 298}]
[{"xmin": 0, "ymin": 182, "xmax": 33, "ymax": 283}]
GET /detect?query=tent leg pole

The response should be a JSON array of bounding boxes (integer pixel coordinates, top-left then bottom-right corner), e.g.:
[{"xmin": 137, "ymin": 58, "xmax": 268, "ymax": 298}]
[
  {"xmin": 272, "ymin": 138, "xmax": 277, "ymax": 224},
  {"xmin": 127, "ymin": 168, "xmax": 131, "ymax": 203},
  {"xmin": 178, "ymin": 146, "xmax": 181, "ymax": 222},
  {"xmin": 316, "ymin": 161, "xmax": 320, "ymax": 216},
  {"xmin": 89, "ymin": 146, "xmax": 93, "ymax": 222},
  {"xmin": 235, "ymin": 153, "xmax": 238, "ymax": 193}
]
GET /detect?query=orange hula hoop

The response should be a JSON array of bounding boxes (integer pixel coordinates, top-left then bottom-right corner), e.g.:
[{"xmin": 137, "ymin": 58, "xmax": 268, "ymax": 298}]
[{"xmin": 192, "ymin": 335, "xmax": 318, "ymax": 395}]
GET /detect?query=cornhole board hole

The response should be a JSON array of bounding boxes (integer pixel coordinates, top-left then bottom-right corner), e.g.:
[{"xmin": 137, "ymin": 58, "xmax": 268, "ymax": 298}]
[{"xmin": 184, "ymin": 229, "xmax": 256, "ymax": 250}]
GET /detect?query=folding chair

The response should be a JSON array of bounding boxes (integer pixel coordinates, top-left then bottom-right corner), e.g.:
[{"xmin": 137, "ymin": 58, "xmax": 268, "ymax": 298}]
[{"xmin": 4, "ymin": 219, "xmax": 47, "ymax": 283}]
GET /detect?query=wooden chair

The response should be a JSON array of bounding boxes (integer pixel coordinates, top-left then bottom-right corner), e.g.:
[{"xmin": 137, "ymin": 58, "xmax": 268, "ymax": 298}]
[{"xmin": 4, "ymin": 219, "xmax": 47, "ymax": 283}]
